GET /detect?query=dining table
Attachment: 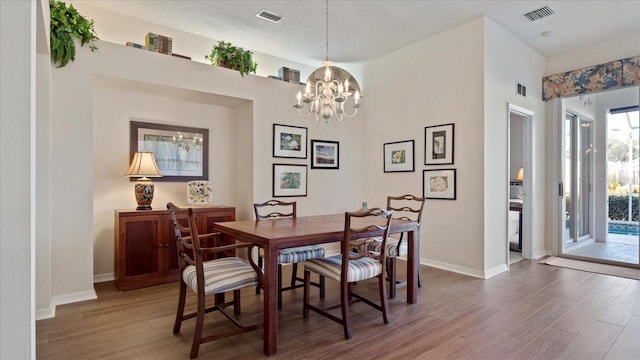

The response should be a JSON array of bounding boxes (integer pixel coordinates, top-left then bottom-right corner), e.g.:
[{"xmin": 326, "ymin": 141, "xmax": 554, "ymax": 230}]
[{"xmin": 213, "ymin": 212, "xmax": 420, "ymax": 356}]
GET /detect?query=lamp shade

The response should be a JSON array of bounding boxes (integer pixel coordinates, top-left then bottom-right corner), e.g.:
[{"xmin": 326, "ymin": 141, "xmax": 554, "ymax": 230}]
[
  {"xmin": 515, "ymin": 167, "xmax": 524, "ymax": 181},
  {"xmin": 125, "ymin": 152, "xmax": 162, "ymax": 178}
]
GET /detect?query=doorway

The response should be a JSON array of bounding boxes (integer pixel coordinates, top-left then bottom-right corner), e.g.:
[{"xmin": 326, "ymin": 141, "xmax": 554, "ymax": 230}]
[
  {"xmin": 508, "ymin": 104, "xmax": 533, "ymax": 264},
  {"xmin": 559, "ymin": 87, "xmax": 640, "ymax": 267}
]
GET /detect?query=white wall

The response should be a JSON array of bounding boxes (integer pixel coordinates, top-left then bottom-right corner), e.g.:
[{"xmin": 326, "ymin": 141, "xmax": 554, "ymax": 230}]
[
  {"xmin": 483, "ymin": 18, "xmax": 546, "ymax": 270},
  {"xmin": 67, "ymin": 1, "xmax": 326, "ymax": 83},
  {"xmin": 363, "ymin": 19, "xmax": 486, "ymax": 276},
  {"xmin": 92, "ymin": 76, "xmax": 242, "ymax": 278},
  {"xmin": 362, "ymin": 17, "xmax": 547, "ymax": 278},
  {"xmin": 545, "ymin": 33, "xmax": 640, "ymax": 76},
  {"xmin": 0, "ymin": 1, "xmax": 36, "ymax": 358}
]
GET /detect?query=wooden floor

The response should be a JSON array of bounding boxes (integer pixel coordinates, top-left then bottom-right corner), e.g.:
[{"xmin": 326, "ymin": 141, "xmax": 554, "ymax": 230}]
[{"xmin": 37, "ymin": 259, "xmax": 640, "ymax": 359}]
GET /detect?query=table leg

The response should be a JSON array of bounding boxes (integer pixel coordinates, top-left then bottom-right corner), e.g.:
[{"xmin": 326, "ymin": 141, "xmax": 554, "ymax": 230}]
[
  {"xmin": 407, "ymin": 227, "xmax": 419, "ymax": 304},
  {"xmin": 263, "ymin": 245, "xmax": 278, "ymax": 355}
]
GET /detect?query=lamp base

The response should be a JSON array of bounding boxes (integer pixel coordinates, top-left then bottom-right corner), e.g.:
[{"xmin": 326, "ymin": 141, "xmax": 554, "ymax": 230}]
[{"xmin": 134, "ymin": 180, "xmax": 154, "ymax": 210}]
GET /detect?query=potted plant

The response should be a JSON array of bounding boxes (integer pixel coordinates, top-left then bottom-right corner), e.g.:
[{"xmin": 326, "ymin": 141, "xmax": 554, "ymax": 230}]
[
  {"xmin": 205, "ymin": 40, "xmax": 257, "ymax": 77},
  {"xmin": 49, "ymin": 0, "xmax": 99, "ymax": 67}
]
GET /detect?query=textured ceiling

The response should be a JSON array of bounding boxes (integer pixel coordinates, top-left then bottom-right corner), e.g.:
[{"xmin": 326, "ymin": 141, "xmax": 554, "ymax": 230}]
[{"xmin": 82, "ymin": 0, "xmax": 640, "ymax": 66}]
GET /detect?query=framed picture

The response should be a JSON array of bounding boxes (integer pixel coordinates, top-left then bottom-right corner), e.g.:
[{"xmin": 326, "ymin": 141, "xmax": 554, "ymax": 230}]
[
  {"xmin": 311, "ymin": 140, "xmax": 339, "ymax": 169},
  {"xmin": 383, "ymin": 140, "xmax": 415, "ymax": 172},
  {"xmin": 425, "ymin": 123, "xmax": 454, "ymax": 165},
  {"xmin": 423, "ymin": 169, "xmax": 456, "ymax": 200},
  {"xmin": 130, "ymin": 120, "xmax": 208, "ymax": 182},
  {"xmin": 273, "ymin": 164, "xmax": 308, "ymax": 197},
  {"xmin": 273, "ymin": 124, "xmax": 308, "ymax": 159}
]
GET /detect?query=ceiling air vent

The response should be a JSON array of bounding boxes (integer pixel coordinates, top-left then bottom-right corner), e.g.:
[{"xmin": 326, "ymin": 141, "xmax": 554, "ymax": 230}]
[
  {"xmin": 256, "ymin": 9, "xmax": 283, "ymax": 23},
  {"xmin": 523, "ymin": 5, "xmax": 555, "ymax": 22}
]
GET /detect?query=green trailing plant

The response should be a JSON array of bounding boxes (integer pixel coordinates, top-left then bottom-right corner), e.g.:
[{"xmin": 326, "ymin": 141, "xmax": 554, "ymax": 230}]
[
  {"xmin": 205, "ymin": 40, "xmax": 257, "ymax": 77},
  {"xmin": 49, "ymin": 0, "xmax": 99, "ymax": 67}
]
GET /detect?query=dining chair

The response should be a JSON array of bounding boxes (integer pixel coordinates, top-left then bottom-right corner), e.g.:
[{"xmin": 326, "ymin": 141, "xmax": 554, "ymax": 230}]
[
  {"xmin": 360, "ymin": 194, "xmax": 424, "ymax": 298},
  {"xmin": 302, "ymin": 207, "xmax": 393, "ymax": 339},
  {"xmin": 167, "ymin": 202, "xmax": 263, "ymax": 359},
  {"xmin": 253, "ymin": 199, "xmax": 325, "ymax": 309}
]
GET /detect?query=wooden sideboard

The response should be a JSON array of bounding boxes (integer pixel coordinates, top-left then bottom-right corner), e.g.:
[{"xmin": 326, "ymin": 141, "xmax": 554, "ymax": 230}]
[{"xmin": 114, "ymin": 205, "xmax": 236, "ymax": 291}]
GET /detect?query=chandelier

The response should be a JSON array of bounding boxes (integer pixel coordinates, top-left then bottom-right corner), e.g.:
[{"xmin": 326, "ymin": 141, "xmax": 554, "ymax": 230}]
[{"xmin": 293, "ymin": 0, "xmax": 361, "ymax": 122}]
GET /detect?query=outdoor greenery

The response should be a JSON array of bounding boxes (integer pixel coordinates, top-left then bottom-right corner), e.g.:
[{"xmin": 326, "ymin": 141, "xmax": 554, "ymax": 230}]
[
  {"xmin": 205, "ymin": 40, "xmax": 257, "ymax": 77},
  {"xmin": 608, "ymin": 195, "xmax": 640, "ymax": 221},
  {"xmin": 49, "ymin": 0, "xmax": 99, "ymax": 67}
]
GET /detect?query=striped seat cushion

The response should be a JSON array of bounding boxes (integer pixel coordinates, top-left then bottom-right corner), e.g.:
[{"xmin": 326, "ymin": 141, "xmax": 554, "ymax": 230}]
[
  {"xmin": 304, "ymin": 252, "xmax": 382, "ymax": 283},
  {"xmin": 182, "ymin": 257, "xmax": 258, "ymax": 295},
  {"xmin": 259, "ymin": 245, "xmax": 325, "ymax": 264},
  {"xmin": 361, "ymin": 236, "xmax": 407, "ymax": 257}
]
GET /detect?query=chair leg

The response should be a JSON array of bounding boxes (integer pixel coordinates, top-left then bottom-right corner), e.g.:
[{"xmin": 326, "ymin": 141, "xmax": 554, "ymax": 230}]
[
  {"xmin": 378, "ymin": 273, "xmax": 389, "ymax": 324},
  {"xmin": 173, "ymin": 280, "xmax": 187, "ymax": 334},
  {"xmin": 278, "ymin": 263, "xmax": 283, "ymax": 310},
  {"xmin": 303, "ymin": 270, "xmax": 310, "ymax": 319},
  {"xmin": 190, "ymin": 290, "xmax": 206, "ymax": 359},
  {"xmin": 256, "ymin": 254, "xmax": 263, "ymax": 294},
  {"xmin": 388, "ymin": 257, "xmax": 397, "ymax": 299},
  {"xmin": 418, "ymin": 271, "xmax": 422, "ymax": 288},
  {"xmin": 291, "ymin": 263, "xmax": 298, "ymax": 287},
  {"xmin": 233, "ymin": 289, "xmax": 241, "ymax": 315},
  {"xmin": 319, "ymin": 275, "xmax": 325, "ymax": 299},
  {"xmin": 342, "ymin": 280, "xmax": 352, "ymax": 339}
]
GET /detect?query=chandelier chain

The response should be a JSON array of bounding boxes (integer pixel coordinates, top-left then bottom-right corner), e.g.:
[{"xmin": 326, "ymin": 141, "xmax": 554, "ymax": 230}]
[{"xmin": 325, "ymin": 0, "xmax": 329, "ymax": 62}]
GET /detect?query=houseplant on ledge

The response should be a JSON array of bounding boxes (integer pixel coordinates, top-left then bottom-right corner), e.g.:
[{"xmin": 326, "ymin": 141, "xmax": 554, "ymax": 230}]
[
  {"xmin": 205, "ymin": 40, "xmax": 258, "ymax": 77},
  {"xmin": 49, "ymin": 0, "xmax": 99, "ymax": 67}
]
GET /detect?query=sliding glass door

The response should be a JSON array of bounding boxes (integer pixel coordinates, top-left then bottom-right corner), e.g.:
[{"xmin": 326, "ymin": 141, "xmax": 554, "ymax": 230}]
[
  {"xmin": 560, "ymin": 87, "xmax": 639, "ymax": 267},
  {"xmin": 563, "ymin": 112, "xmax": 593, "ymax": 246}
]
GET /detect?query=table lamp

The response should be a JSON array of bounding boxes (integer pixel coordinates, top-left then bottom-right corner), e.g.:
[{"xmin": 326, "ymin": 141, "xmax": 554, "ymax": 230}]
[
  {"xmin": 125, "ymin": 152, "xmax": 162, "ymax": 210},
  {"xmin": 515, "ymin": 167, "xmax": 524, "ymax": 181}
]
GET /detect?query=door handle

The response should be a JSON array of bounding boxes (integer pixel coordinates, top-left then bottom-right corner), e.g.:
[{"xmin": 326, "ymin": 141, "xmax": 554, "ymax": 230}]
[{"xmin": 559, "ymin": 182, "xmax": 564, "ymax": 196}]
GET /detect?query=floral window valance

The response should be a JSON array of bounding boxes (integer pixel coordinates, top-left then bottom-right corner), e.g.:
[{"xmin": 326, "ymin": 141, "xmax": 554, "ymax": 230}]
[{"xmin": 542, "ymin": 55, "xmax": 640, "ymax": 101}]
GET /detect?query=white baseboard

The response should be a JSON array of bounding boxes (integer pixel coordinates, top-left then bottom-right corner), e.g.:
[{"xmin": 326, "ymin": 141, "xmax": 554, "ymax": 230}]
[
  {"xmin": 36, "ymin": 289, "xmax": 97, "ymax": 321},
  {"xmin": 422, "ymin": 258, "xmax": 486, "ymax": 279},
  {"xmin": 485, "ymin": 264, "xmax": 509, "ymax": 278},
  {"xmin": 322, "ymin": 252, "xmax": 510, "ymax": 279},
  {"xmin": 36, "ymin": 302, "xmax": 56, "ymax": 320},
  {"xmin": 53, "ymin": 289, "xmax": 97, "ymax": 306},
  {"xmin": 533, "ymin": 249, "xmax": 551, "ymax": 260},
  {"xmin": 94, "ymin": 272, "xmax": 114, "ymax": 283}
]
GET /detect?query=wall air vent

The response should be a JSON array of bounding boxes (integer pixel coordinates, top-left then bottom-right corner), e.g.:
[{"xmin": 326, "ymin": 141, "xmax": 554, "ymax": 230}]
[
  {"xmin": 523, "ymin": 5, "xmax": 555, "ymax": 22},
  {"xmin": 256, "ymin": 9, "xmax": 283, "ymax": 23},
  {"xmin": 517, "ymin": 83, "xmax": 527, "ymax": 97}
]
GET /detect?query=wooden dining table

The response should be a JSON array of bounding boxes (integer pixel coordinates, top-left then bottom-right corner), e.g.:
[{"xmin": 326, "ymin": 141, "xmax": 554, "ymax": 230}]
[{"xmin": 213, "ymin": 213, "xmax": 420, "ymax": 356}]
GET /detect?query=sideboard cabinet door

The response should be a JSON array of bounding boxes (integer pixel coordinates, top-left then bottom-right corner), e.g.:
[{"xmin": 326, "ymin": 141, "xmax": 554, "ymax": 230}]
[{"xmin": 114, "ymin": 206, "xmax": 236, "ymax": 290}]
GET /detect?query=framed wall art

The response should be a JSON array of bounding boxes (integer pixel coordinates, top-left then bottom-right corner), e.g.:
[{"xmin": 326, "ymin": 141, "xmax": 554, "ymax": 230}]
[
  {"xmin": 425, "ymin": 123, "xmax": 454, "ymax": 165},
  {"xmin": 273, "ymin": 124, "xmax": 308, "ymax": 159},
  {"xmin": 423, "ymin": 169, "xmax": 456, "ymax": 200},
  {"xmin": 130, "ymin": 120, "xmax": 208, "ymax": 182},
  {"xmin": 273, "ymin": 163, "xmax": 308, "ymax": 197},
  {"xmin": 311, "ymin": 140, "xmax": 339, "ymax": 169},
  {"xmin": 383, "ymin": 140, "xmax": 415, "ymax": 173}
]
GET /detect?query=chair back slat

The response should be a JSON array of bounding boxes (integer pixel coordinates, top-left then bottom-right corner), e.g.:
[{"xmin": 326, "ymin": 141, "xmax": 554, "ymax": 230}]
[
  {"xmin": 167, "ymin": 202, "xmax": 206, "ymax": 290},
  {"xmin": 254, "ymin": 200, "xmax": 296, "ymax": 220},
  {"xmin": 343, "ymin": 208, "xmax": 393, "ymax": 272},
  {"xmin": 386, "ymin": 194, "xmax": 425, "ymax": 225}
]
